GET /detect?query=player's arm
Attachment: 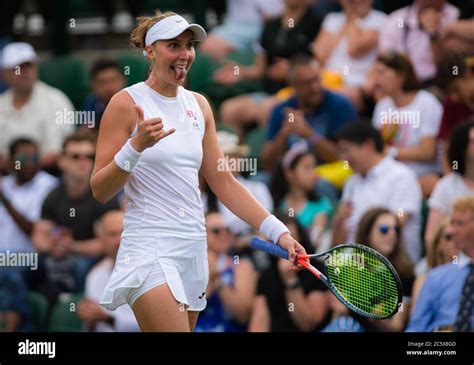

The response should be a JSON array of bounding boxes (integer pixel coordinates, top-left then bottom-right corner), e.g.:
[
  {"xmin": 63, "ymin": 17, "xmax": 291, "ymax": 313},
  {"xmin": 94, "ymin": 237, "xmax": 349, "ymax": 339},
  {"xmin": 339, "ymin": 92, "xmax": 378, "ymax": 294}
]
[
  {"xmin": 197, "ymin": 92, "xmax": 269, "ymax": 228},
  {"xmin": 91, "ymin": 91, "xmax": 174, "ymax": 203},
  {"xmin": 90, "ymin": 91, "xmax": 137, "ymax": 203}
]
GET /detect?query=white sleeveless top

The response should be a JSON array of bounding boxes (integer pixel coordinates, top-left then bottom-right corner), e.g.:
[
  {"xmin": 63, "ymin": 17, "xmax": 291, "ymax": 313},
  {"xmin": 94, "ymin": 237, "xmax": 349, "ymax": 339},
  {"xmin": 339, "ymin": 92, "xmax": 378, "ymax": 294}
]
[{"xmin": 122, "ymin": 82, "xmax": 206, "ymax": 239}]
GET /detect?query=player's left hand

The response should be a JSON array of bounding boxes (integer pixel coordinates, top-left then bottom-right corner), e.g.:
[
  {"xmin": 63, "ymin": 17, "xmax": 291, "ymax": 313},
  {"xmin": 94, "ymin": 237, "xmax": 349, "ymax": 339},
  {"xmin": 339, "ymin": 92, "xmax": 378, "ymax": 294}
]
[{"xmin": 277, "ymin": 232, "xmax": 307, "ymax": 271}]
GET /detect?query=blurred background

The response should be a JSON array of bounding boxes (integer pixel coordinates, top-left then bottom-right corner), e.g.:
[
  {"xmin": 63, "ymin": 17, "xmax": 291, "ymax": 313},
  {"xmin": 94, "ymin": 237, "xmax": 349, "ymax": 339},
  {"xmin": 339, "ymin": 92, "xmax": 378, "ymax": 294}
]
[{"xmin": 0, "ymin": 0, "xmax": 473, "ymax": 333}]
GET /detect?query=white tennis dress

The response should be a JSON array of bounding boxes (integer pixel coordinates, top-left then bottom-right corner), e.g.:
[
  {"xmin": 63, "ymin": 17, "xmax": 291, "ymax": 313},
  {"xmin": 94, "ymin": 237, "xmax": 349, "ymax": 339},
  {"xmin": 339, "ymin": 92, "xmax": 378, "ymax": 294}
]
[{"xmin": 100, "ymin": 82, "xmax": 209, "ymax": 311}]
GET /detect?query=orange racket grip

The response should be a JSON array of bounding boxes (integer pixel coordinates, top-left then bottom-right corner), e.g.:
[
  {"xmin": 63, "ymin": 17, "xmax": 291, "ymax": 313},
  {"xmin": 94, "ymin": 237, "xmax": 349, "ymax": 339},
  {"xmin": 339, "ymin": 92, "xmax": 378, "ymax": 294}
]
[{"xmin": 297, "ymin": 257, "xmax": 321, "ymax": 279}]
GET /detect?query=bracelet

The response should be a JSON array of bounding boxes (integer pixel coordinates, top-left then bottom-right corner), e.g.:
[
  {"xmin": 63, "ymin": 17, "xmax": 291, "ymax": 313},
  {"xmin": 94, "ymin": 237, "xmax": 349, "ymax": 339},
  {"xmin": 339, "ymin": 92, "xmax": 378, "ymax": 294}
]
[
  {"xmin": 259, "ymin": 215, "xmax": 290, "ymax": 244},
  {"xmin": 114, "ymin": 139, "xmax": 142, "ymax": 172}
]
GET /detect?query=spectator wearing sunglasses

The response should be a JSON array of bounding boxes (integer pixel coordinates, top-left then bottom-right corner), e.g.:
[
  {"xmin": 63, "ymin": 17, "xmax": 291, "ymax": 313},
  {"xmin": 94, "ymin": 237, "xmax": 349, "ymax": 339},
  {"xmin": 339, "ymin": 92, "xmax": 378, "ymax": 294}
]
[
  {"xmin": 407, "ymin": 195, "xmax": 474, "ymax": 332},
  {"xmin": 32, "ymin": 133, "xmax": 120, "ymax": 291},
  {"xmin": 411, "ymin": 220, "xmax": 459, "ymax": 314},
  {"xmin": 425, "ymin": 121, "xmax": 474, "ymax": 249},
  {"xmin": 195, "ymin": 212, "xmax": 257, "ymax": 332},
  {"xmin": 324, "ymin": 207, "xmax": 415, "ymax": 332},
  {"xmin": 0, "ymin": 138, "xmax": 58, "ymax": 255},
  {"xmin": 355, "ymin": 207, "xmax": 414, "ymax": 331}
]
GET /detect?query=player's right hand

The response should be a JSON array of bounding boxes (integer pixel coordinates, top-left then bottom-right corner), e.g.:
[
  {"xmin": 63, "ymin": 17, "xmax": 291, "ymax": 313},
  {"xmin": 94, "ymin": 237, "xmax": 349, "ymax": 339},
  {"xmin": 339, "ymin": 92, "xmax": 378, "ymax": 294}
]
[{"xmin": 130, "ymin": 104, "xmax": 175, "ymax": 152}]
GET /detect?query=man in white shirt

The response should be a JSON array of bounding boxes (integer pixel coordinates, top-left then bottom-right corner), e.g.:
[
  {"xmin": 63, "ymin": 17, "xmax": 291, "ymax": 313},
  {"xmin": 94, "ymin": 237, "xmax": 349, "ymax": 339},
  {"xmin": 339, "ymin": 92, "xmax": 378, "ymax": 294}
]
[
  {"xmin": 0, "ymin": 42, "xmax": 75, "ymax": 171},
  {"xmin": 0, "ymin": 138, "xmax": 58, "ymax": 253},
  {"xmin": 77, "ymin": 210, "xmax": 139, "ymax": 332},
  {"xmin": 333, "ymin": 121, "xmax": 422, "ymax": 263}
]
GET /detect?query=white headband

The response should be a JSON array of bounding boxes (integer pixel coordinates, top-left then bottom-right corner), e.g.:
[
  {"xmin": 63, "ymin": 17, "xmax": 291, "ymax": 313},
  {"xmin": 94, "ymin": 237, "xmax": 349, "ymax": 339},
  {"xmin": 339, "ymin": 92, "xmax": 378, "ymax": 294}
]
[{"xmin": 143, "ymin": 15, "xmax": 207, "ymax": 55}]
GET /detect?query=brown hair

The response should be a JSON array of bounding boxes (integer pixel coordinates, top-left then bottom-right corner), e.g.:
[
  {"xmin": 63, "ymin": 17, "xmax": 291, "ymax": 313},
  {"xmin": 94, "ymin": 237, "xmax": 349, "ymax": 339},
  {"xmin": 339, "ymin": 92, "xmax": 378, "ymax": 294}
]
[
  {"xmin": 377, "ymin": 51, "xmax": 420, "ymax": 92},
  {"xmin": 62, "ymin": 132, "xmax": 96, "ymax": 152},
  {"xmin": 427, "ymin": 220, "xmax": 452, "ymax": 269},
  {"xmin": 130, "ymin": 9, "xmax": 178, "ymax": 49},
  {"xmin": 355, "ymin": 207, "xmax": 414, "ymax": 279}
]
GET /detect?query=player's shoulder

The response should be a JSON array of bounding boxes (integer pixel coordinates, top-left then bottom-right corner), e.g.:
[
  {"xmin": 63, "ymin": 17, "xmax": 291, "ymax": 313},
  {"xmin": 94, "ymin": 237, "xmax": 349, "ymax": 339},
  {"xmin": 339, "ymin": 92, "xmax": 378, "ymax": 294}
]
[
  {"xmin": 190, "ymin": 90, "xmax": 209, "ymax": 106},
  {"xmin": 190, "ymin": 91, "xmax": 213, "ymax": 117},
  {"xmin": 104, "ymin": 89, "xmax": 136, "ymax": 119},
  {"xmin": 109, "ymin": 89, "xmax": 135, "ymax": 108}
]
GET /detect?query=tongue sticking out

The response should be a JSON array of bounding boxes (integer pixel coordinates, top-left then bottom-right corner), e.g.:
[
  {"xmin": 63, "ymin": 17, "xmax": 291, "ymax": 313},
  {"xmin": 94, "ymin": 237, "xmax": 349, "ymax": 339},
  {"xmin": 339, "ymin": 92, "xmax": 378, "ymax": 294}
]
[{"xmin": 172, "ymin": 66, "xmax": 187, "ymax": 80}]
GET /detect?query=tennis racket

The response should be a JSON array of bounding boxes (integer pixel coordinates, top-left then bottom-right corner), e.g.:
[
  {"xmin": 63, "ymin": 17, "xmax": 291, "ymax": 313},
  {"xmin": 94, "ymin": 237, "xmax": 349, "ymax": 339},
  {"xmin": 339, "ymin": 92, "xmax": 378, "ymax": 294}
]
[{"xmin": 251, "ymin": 237, "xmax": 403, "ymax": 319}]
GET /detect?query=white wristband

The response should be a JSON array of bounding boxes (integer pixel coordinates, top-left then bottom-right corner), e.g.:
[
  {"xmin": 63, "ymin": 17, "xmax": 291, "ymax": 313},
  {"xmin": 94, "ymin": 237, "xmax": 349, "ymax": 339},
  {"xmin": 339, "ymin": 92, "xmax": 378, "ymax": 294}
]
[
  {"xmin": 259, "ymin": 215, "xmax": 290, "ymax": 244},
  {"xmin": 114, "ymin": 139, "xmax": 142, "ymax": 172}
]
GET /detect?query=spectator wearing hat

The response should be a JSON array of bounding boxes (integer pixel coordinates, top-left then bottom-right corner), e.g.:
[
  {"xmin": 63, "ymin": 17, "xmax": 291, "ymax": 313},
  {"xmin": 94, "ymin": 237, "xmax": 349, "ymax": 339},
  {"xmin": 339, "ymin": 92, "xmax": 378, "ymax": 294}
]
[{"xmin": 0, "ymin": 42, "xmax": 75, "ymax": 172}]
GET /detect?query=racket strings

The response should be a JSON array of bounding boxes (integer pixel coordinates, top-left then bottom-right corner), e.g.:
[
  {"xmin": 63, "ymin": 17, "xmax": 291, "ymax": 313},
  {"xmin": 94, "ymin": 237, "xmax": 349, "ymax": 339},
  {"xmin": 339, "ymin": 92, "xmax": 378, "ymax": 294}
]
[{"xmin": 325, "ymin": 247, "xmax": 400, "ymax": 318}]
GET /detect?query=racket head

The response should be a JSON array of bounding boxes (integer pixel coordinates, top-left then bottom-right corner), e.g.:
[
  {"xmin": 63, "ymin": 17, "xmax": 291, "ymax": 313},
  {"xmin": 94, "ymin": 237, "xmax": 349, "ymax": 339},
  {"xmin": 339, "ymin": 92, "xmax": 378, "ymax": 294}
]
[{"xmin": 322, "ymin": 243, "xmax": 403, "ymax": 319}]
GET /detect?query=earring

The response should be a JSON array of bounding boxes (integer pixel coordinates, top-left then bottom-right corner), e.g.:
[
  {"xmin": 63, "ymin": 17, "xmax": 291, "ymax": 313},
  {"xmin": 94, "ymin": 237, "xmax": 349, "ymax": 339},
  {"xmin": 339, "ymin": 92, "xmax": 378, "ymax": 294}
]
[{"xmin": 151, "ymin": 59, "xmax": 156, "ymax": 65}]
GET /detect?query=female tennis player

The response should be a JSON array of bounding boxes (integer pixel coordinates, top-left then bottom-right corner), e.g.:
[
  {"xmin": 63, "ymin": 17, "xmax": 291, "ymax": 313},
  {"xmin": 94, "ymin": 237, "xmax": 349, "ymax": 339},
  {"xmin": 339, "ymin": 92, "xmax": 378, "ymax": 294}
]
[{"xmin": 90, "ymin": 10, "xmax": 306, "ymax": 332}]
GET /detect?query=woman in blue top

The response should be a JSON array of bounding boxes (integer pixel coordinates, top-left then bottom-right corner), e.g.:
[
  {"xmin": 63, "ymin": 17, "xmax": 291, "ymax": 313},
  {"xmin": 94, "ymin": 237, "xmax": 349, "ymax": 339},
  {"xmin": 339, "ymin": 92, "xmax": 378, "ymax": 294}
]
[{"xmin": 270, "ymin": 142, "xmax": 333, "ymax": 248}]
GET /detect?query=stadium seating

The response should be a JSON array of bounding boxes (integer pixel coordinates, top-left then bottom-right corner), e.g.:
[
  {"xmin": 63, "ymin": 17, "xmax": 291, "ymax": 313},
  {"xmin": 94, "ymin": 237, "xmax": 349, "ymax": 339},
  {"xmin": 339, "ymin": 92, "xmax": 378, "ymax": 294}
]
[
  {"xmin": 26, "ymin": 291, "xmax": 49, "ymax": 332},
  {"xmin": 39, "ymin": 56, "xmax": 90, "ymax": 109},
  {"xmin": 47, "ymin": 293, "xmax": 84, "ymax": 332}
]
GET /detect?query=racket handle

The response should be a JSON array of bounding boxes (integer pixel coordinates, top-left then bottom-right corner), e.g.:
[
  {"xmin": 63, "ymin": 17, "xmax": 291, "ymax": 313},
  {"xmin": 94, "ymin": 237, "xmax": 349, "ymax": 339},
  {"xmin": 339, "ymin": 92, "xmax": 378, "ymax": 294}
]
[{"xmin": 250, "ymin": 237, "xmax": 289, "ymax": 260}]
